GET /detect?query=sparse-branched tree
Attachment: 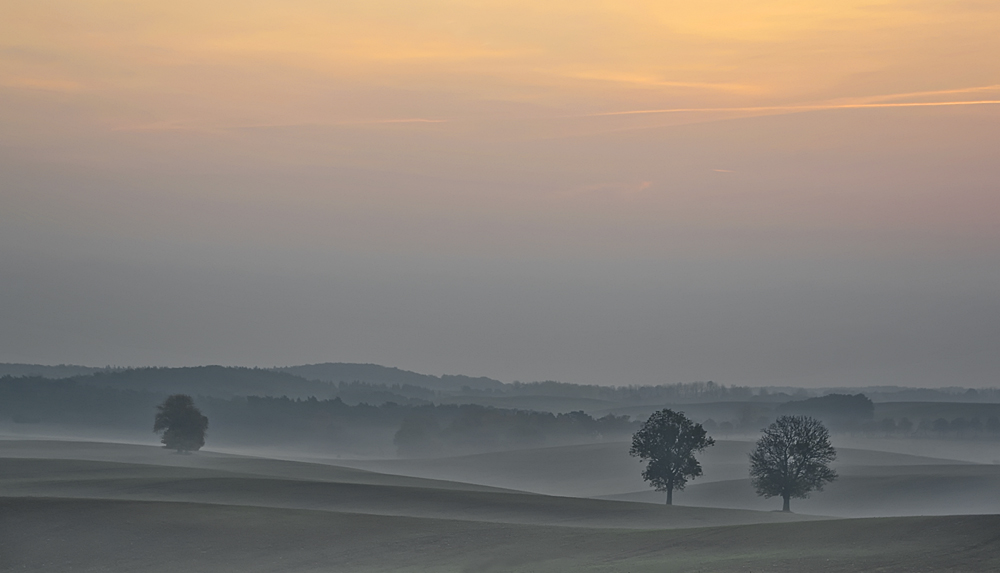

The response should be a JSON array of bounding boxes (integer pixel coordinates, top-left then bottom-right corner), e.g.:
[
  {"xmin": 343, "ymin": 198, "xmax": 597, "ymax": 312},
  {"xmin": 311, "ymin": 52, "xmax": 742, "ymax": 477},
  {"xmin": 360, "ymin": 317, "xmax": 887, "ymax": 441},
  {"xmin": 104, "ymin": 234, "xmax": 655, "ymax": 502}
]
[
  {"xmin": 749, "ymin": 415, "xmax": 837, "ymax": 512},
  {"xmin": 630, "ymin": 409, "xmax": 715, "ymax": 504},
  {"xmin": 154, "ymin": 394, "xmax": 208, "ymax": 452}
]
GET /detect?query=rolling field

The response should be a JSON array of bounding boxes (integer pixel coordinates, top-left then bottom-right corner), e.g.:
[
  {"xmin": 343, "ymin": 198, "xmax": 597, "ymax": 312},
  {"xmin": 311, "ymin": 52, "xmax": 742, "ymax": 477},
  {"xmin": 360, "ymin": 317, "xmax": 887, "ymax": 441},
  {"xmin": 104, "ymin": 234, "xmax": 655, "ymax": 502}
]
[
  {"xmin": 0, "ymin": 440, "xmax": 818, "ymax": 530},
  {"xmin": 4, "ymin": 498, "xmax": 999, "ymax": 572},
  {"xmin": 608, "ymin": 464, "xmax": 1000, "ymax": 516},
  {"xmin": 334, "ymin": 439, "xmax": 973, "ymax": 499},
  {"xmin": 3, "ymin": 438, "xmax": 1000, "ymax": 571}
]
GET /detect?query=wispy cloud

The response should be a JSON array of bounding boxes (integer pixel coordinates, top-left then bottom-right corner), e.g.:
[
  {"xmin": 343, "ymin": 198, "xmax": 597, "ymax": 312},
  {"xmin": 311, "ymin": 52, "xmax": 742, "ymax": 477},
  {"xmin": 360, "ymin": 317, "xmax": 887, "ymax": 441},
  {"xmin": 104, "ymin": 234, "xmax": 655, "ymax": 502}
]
[
  {"xmin": 564, "ymin": 71, "xmax": 761, "ymax": 94},
  {"xmin": 860, "ymin": 85, "xmax": 1000, "ymax": 103},
  {"xmin": 361, "ymin": 118, "xmax": 447, "ymax": 124},
  {"xmin": 114, "ymin": 118, "xmax": 447, "ymax": 132},
  {"xmin": 588, "ymin": 98, "xmax": 1000, "ymax": 118},
  {"xmin": 0, "ymin": 76, "xmax": 84, "ymax": 92}
]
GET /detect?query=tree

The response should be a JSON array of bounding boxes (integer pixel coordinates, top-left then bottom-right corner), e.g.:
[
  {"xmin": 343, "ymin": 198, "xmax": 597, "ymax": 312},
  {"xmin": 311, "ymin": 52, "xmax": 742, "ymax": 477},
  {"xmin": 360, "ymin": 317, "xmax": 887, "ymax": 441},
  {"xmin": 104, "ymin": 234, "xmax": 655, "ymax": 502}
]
[
  {"xmin": 777, "ymin": 393, "xmax": 874, "ymax": 431},
  {"xmin": 154, "ymin": 394, "xmax": 208, "ymax": 452},
  {"xmin": 629, "ymin": 409, "xmax": 715, "ymax": 504},
  {"xmin": 749, "ymin": 415, "xmax": 837, "ymax": 512}
]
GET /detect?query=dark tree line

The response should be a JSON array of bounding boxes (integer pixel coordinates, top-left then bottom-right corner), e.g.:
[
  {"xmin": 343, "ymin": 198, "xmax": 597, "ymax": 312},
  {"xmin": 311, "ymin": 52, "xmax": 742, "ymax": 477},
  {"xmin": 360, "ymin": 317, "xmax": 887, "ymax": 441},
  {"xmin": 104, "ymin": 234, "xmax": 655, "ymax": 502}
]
[
  {"xmin": 0, "ymin": 377, "xmax": 635, "ymax": 455},
  {"xmin": 867, "ymin": 416, "xmax": 1000, "ymax": 437},
  {"xmin": 0, "ymin": 376, "xmax": 160, "ymax": 428},
  {"xmin": 393, "ymin": 407, "xmax": 634, "ymax": 456},
  {"xmin": 481, "ymin": 380, "xmax": 756, "ymax": 403},
  {"xmin": 777, "ymin": 393, "xmax": 875, "ymax": 431}
]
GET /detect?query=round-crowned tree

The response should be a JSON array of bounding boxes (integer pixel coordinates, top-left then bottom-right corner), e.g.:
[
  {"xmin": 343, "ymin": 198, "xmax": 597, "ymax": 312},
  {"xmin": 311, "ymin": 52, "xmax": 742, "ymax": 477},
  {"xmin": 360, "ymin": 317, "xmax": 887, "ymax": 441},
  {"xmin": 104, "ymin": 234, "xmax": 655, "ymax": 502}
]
[
  {"xmin": 749, "ymin": 415, "xmax": 837, "ymax": 512},
  {"xmin": 154, "ymin": 394, "xmax": 208, "ymax": 453},
  {"xmin": 629, "ymin": 409, "xmax": 715, "ymax": 505}
]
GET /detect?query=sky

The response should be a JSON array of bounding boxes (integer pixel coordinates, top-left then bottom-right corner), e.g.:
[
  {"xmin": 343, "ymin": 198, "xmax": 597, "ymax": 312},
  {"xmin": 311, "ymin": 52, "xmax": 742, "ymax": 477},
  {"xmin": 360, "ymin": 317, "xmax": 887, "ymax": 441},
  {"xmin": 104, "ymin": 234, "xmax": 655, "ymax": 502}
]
[{"xmin": 1, "ymin": 0, "xmax": 998, "ymax": 387}]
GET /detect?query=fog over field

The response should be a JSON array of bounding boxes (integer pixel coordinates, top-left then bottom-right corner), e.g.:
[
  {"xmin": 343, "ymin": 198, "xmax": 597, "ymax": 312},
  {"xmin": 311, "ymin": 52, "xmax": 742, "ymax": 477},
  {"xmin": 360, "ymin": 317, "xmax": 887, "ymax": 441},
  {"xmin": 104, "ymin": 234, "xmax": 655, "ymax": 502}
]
[
  {"xmin": 2, "ymin": 363, "xmax": 1000, "ymax": 571},
  {"xmin": 4, "ymin": 429, "xmax": 1000, "ymax": 571},
  {"xmin": 3, "ymin": 0, "xmax": 999, "ymax": 570}
]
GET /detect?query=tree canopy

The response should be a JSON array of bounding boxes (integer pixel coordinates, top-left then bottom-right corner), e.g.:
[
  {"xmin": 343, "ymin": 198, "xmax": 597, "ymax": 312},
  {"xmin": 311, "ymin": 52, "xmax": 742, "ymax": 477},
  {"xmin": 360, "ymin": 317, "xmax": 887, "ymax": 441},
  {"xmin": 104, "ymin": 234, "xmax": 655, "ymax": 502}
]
[
  {"xmin": 154, "ymin": 394, "xmax": 208, "ymax": 452},
  {"xmin": 629, "ymin": 409, "xmax": 715, "ymax": 504},
  {"xmin": 749, "ymin": 415, "xmax": 837, "ymax": 512},
  {"xmin": 777, "ymin": 393, "xmax": 874, "ymax": 431}
]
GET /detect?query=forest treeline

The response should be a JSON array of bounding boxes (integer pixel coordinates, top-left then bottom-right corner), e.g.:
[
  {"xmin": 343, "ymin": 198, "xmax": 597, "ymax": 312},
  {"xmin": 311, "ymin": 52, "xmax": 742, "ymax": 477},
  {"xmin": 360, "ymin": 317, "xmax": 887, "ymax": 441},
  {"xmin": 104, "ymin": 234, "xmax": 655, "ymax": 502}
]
[
  {"xmin": 5, "ymin": 362, "xmax": 1000, "ymax": 405},
  {"xmin": 5, "ymin": 375, "xmax": 1000, "ymax": 457},
  {"xmin": 0, "ymin": 377, "xmax": 635, "ymax": 455},
  {"xmin": 0, "ymin": 364, "xmax": 757, "ymax": 404}
]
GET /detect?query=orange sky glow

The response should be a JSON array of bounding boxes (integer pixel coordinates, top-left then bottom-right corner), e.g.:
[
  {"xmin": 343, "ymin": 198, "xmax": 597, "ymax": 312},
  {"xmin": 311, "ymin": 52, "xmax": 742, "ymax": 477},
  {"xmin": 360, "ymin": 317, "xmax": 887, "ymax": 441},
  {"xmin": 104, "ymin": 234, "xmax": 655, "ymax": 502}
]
[
  {"xmin": 1, "ymin": 1, "xmax": 998, "ymax": 385},
  {"xmin": 4, "ymin": 1, "xmax": 999, "ymax": 128}
]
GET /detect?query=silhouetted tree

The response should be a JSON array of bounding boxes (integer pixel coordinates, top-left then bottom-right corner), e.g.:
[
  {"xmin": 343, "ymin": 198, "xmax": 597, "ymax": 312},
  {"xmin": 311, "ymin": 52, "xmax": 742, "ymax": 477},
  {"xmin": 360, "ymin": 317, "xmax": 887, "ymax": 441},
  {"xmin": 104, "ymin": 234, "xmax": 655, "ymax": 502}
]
[
  {"xmin": 749, "ymin": 415, "xmax": 837, "ymax": 512},
  {"xmin": 987, "ymin": 416, "xmax": 1000, "ymax": 434},
  {"xmin": 154, "ymin": 394, "xmax": 208, "ymax": 452},
  {"xmin": 969, "ymin": 417, "xmax": 983, "ymax": 434},
  {"xmin": 933, "ymin": 418, "xmax": 950, "ymax": 434},
  {"xmin": 951, "ymin": 417, "xmax": 970, "ymax": 436},
  {"xmin": 879, "ymin": 418, "xmax": 897, "ymax": 436},
  {"xmin": 629, "ymin": 409, "xmax": 715, "ymax": 504},
  {"xmin": 898, "ymin": 417, "xmax": 913, "ymax": 434}
]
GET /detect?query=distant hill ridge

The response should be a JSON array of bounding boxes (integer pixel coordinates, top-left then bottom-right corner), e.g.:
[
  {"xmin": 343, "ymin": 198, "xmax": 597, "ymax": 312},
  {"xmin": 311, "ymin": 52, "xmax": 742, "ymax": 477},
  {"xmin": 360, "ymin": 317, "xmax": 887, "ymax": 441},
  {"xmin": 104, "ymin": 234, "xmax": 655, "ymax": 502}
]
[
  {"xmin": 0, "ymin": 363, "xmax": 108, "ymax": 379},
  {"xmin": 0, "ymin": 362, "xmax": 506, "ymax": 400},
  {"xmin": 0, "ymin": 363, "xmax": 758, "ymax": 405},
  {"xmin": 0, "ymin": 362, "xmax": 505, "ymax": 397},
  {"xmin": 0, "ymin": 365, "xmax": 334, "ymax": 400},
  {"xmin": 275, "ymin": 362, "xmax": 505, "ymax": 392},
  {"xmin": 3, "ymin": 362, "xmax": 999, "ymax": 405}
]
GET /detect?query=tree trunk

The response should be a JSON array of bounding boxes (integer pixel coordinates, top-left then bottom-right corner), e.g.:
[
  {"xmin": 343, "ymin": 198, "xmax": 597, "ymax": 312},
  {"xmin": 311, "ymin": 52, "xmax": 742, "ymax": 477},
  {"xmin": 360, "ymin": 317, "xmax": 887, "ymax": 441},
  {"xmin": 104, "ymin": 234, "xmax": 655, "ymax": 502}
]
[
  {"xmin": 666, "ymin": 487, "xmax": 673, "ymax": 505},
  {"xmin": 782, "ymin": 494, "xmax": 790, "ymax": 512}
]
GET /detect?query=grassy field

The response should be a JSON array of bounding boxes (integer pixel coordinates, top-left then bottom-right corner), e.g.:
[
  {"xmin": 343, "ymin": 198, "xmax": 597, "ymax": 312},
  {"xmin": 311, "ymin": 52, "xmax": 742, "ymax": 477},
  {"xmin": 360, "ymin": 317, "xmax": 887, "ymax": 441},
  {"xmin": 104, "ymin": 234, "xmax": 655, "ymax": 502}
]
[
  {"xmin": 334, "ymin": 439, "xmax": 973, "ymax": 498},
  {"xmin": 4, "ymin": 497, "xmax": 999, "ymax": 572},
  {"xmin": 609, "ymin": 463, "xmax": 1000, "ymax": 516},
  {"xmin": 0, "ymin": 441, "xmax": 818, "ymax": 530},
  {"xmin": 3, "ymin": 437, "xmax": 999, "ymax": 571}
]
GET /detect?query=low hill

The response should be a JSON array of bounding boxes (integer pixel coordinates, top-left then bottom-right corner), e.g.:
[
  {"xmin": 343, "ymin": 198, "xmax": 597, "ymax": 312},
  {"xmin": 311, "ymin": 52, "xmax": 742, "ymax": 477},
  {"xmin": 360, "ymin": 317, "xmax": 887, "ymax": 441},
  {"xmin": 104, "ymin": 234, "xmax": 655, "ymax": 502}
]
[
  {"xmin": 275, "ymin": 362, "xmax": 506, "ymax": 392},
  {"xmin": 607, "ymin": 464, "xmax": 1000, "ymax": 517},
  {"xmin": 69, "ymin": 366, "xmax": 336, "ymax": 399},
  {"xmin": 4, "ymin": 498, "xmax": 998, "ymax": 572},
  {"xmin": 0, "ymin": 440, "xmax": 507, "ymax": 492},
  {"xmin": 5, "ymin": 437, "xmax": 1000, "ymax": 571},
  {"xmin": 436, "ymin": 393, "xmax": 620, "ymax": 413},
  {"xmin": 335, "ymin": 439, "xmax": 969, "ymax": 498},
  {"xmin": 0, "ymin": 363, "xmax": 105, "ymax": 379},
  {"xmin": 0, "ymin": 382, "xmax": 635, "ymax": 457},
  {"xmin": 0, "ymin": 440, "xmax": 816, "ymax": 530}
]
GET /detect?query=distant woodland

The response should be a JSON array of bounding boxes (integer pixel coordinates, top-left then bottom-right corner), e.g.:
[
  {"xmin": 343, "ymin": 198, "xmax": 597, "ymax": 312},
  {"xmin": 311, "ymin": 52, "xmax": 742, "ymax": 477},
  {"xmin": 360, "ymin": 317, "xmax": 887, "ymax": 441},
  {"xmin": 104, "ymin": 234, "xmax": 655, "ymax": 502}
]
[{"xmin": 2, "ymin": 363, "xmax": 1000, "ymax": 456}]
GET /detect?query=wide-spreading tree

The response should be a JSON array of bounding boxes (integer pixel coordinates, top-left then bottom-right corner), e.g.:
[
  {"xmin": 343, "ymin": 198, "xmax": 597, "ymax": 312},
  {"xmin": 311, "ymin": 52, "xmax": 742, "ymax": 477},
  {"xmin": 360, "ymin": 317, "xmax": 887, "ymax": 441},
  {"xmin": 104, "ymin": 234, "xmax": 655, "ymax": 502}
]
[
  {"xmin": 749, "ymin": 415, "xmax": 837, "ymax": 512},
  {"xmin": 629, "ymin": 409, "xmax": 715, "ymax": 504},
  {"xmin": 154, "ymin": 394, "xmax": 209, "ymax": 452}
]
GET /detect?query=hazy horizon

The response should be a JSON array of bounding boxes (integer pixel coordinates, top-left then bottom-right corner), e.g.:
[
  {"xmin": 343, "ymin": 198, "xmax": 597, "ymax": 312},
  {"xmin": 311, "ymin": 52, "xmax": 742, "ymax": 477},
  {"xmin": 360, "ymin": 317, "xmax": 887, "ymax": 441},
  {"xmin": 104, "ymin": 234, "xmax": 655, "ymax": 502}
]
[{"xmin": 3, "ymin": 1, "xmax": 998, "ymax": 388}]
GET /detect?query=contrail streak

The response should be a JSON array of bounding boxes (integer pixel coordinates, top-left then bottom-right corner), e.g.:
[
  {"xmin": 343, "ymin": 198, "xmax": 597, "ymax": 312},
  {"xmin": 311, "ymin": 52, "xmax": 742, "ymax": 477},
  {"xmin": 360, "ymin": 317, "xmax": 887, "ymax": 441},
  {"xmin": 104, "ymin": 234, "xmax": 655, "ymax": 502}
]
[
  {"xmin": 861, "ymin": 85, "xmax": 1000, "ymax": 102},
  {"xmin": 590, "ymin": 99, "xmax": 1000, "ymax": 117}
]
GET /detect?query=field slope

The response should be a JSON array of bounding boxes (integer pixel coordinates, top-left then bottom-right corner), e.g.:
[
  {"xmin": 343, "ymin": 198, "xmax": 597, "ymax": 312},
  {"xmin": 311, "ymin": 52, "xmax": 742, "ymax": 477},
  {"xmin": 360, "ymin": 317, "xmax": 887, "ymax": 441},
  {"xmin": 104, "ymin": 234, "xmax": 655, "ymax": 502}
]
[
  {"xmin": 335, "ymin": 439, "xmax": 973, "ymax": 498},
  {"xmin": 3, "ymin": 438, "xmax": 1000, "ymax": 572},
  {"xmin": 3, "ymin": 498, "xmax": 999, "ymax": 572},
  {"xmin": 0, "ymin": 440, "xmax": 819, "ymax": 530}
]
